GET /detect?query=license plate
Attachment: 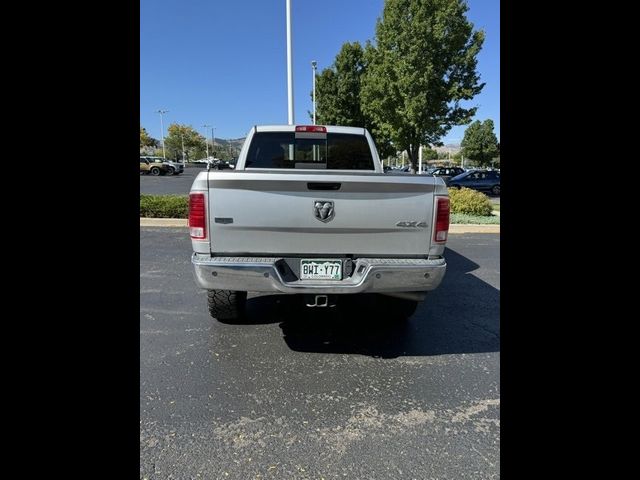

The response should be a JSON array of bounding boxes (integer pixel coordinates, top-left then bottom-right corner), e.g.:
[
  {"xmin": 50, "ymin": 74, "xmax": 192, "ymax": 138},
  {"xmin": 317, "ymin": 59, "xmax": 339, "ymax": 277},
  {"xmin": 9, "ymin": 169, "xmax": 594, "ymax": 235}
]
[{"xmin": 300, "ymin": 260, "xmax": 342, "ymax": 280}]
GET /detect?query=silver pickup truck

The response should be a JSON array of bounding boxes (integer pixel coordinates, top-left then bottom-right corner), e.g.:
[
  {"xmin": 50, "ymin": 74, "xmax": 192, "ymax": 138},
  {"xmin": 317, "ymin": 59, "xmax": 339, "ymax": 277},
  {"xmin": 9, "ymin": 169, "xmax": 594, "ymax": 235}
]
[{"xmin": 189, "ymin": 125, "xmax": 450, "ymax": 320}]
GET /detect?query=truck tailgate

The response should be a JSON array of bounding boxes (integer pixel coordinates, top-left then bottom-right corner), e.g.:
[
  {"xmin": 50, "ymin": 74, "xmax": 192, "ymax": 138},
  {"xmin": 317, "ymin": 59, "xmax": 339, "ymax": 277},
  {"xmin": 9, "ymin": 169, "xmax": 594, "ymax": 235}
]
[{"xmin": 207, "ymin": 172, "xmax": 437, "ymax": 256}]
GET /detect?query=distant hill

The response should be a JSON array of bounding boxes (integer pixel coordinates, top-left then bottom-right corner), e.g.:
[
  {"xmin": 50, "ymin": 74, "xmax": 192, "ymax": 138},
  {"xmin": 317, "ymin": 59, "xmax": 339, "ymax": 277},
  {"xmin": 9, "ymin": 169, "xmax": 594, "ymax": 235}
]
[
  {"xmin": 213, "ymin": 137, "xmax": 245, "ymax": 148},
  {"xmin": 208, "ymin": 138, "xmax": 246, "ymax": 158},
  {"xmin": 433, "ymin": 144, "xmax": 461, "ymax": 154}
]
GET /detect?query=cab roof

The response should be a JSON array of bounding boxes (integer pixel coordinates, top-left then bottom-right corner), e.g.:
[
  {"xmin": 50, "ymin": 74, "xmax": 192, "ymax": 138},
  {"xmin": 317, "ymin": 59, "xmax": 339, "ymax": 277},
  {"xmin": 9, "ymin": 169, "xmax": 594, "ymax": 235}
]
[{"xmin": 254, "ymin": 125, "xmax": 367, "ymax": 135}]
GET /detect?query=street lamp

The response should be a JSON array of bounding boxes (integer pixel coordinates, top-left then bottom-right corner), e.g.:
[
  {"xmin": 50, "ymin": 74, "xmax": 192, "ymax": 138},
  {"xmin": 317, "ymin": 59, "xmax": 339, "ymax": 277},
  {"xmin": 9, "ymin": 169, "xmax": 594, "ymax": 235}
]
[
  {"xmin": 286, "ymin": 0, "xmax": 294, "ymax": 124},
  {"xmin": 180, "ymin": 131, "xmax": 186, "ymax": 163},
  {"xmin": 211, "ymin": 126, "xmax": 216, "ymax": 159},
  {"xmin": 202, "ymin": 124, "xmax": 211, "ymax": 160},
  {"xmin": 156, "ymin": 109, "xmax": 169, "ymax": 158},
  {"xmin": 311, "ymin": 60, "xmax": 317, "ymax": 125}
]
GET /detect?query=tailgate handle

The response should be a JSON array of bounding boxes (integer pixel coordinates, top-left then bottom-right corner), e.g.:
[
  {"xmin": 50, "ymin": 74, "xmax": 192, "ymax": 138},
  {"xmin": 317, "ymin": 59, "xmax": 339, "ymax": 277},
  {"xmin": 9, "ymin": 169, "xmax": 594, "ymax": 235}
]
[{"xmin": 307, "ymin": 182, "xmax": 341, "ymax": 191}]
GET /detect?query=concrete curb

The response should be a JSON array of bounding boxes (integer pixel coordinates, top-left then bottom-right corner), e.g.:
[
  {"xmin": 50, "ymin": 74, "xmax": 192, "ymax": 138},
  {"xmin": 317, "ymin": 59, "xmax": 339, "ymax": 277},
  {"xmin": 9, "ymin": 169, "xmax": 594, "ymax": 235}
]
[
  {"xmin": 449, "ymin": 224, "xmax": 500, "ymax": 234},
  {"xmin": 140, "ymin": 218, "xmax": 187, "ymax": 227},
  {"xmin": 140, "ymin": 218, "xmax": 499, "ymax": 233}
]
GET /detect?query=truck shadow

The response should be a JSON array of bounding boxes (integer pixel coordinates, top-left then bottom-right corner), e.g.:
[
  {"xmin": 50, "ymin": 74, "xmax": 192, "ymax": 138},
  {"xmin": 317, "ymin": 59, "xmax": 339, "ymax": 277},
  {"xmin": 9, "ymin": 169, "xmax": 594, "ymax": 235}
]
[{"xmin": 242, "ymin": 247, "xmax": 499, "ymax": 358}]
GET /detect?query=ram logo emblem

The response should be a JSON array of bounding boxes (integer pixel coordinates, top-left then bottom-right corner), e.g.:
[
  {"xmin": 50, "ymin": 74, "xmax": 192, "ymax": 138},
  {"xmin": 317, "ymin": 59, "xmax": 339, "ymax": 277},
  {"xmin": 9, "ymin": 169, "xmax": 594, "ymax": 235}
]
[{"xmin": 313, "ymin": 201, "xmax": 335, "ymax": 223}]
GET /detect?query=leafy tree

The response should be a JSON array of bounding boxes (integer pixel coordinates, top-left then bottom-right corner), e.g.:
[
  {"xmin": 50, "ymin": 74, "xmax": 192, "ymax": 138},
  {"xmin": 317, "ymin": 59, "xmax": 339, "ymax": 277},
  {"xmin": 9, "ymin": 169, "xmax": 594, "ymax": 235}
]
[
  {"xmin": 313, "ymin": 42, "xmax": 395, "ymax": 157},
  {"xmin": 314, "ymin": 42, "xmax": 367, "ymax": 127},
  {"xmin": 211, "ymin": 144, "xmax": 233, "ymax": 162},
  {"xmin": 460, "ymin": 119, "xmax": 499, "ymax": 166},
  {"xmin": 140, "ymin": 126, "xmax": 158, "ymax": 149},
  {"xmin": 422, "ymin": 146, "xmax": 438, "ymax": 160},
  {"xmin": 437, "ymin": 150, "xmax": 455, "ymax": 160},
  {"xmin": 163, "ymin": 124, "xmax": 207, "ymax": 161},
  {"xmin": 361, "ymin": 0, "xmax": 485, "ymax": 173}
]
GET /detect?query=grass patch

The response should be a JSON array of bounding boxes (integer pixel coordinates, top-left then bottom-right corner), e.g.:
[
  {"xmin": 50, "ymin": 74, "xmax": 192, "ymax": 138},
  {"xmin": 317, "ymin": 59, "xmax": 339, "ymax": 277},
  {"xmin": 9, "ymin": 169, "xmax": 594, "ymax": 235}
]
[
  {"xmin": 491, "ymin": 203, "xmax": 500, "ymax": 212},
  {"xmin": 450, "ymin": 213, "xmax": 500, "ymax": 224},
  {"xmin": 140, "ymin": 194, "xmax": 188, "ymax": 218}
]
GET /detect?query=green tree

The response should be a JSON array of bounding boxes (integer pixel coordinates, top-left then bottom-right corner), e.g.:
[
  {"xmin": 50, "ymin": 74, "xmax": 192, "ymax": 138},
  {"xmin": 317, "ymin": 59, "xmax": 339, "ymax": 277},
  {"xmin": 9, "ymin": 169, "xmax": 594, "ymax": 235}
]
[
  {"xmin": 140, "ymin": 126, "xmax": 158, "ymax": 149},
  {"xmin": 422, "ymin": 146, "xmax": 438, "ymax": 160},
  {"xmin": 361, "ymin": 0, "xmax": 485, "ymax": 173},
  {"xmin": 313, "ymin": 42, "xmax": 395, "ymax": 157},
  {"xmin": 314, "ymin": 42, "xmax": 367, "ymax": 127},
  {"xmin": 163, "ymin": 124, "xmax": 207, "ymax": 161},
  {"xmin": 460, "ymin": 119, "xmax": 499, "ymax": 166},
  {"xmin": 211, "ymin": 143, "xmax": 233, "ymax": 162}
]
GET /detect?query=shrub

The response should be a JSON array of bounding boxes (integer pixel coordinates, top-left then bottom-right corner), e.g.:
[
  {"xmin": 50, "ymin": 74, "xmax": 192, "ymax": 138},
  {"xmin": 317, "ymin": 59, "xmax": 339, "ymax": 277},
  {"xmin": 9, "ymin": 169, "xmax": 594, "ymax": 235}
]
[
  {"xmin": 140, "ymin": 194, "xmax": 188, "ymax": 218},
  {"xmin": 448, "ymin": 187, "xmax": 493, "ymax": 216}
]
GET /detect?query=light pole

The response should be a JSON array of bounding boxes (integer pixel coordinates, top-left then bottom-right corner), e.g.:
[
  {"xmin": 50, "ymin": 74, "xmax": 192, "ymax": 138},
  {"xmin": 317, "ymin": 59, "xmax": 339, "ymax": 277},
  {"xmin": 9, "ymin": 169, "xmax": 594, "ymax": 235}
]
[
  {"xmin": 211, "ymin": 127, "xmax": 216, "ymax": 158},
  {"xmin": 286, "ymin": 0, "xmax": 294, "ymax": 124},
  {"xmin": 202, "ymin": 124, "xmax": 211, "ymax": 159},
  {"xmin": 180, "ymin": 131, "xmax": 186, "ymax": 163},
  {"xmin": 311, "ymin": 60, "xmax": 317, "ymax": 125},
  {"xmin": 156, "ymin": 109, "xmax": 169, "ymax": 158}
]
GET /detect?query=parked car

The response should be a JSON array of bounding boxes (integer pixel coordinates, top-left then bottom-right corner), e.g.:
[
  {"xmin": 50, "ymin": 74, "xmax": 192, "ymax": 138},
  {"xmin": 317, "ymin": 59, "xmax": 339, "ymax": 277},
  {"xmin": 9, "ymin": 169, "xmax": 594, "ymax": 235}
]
[
  {"xmin": 448, "ymin": 170, "xmax": 500, "ymax": 195},
  {"xmin": 139, "ymin": 158, "xmax": 168, "ymax": 176},
  {"xmin": 207, "ymin": 159, "xmax": 234, "ymax": 170},
  {"xmin": 140, "ymin": 156, "xmax": 184, "ymax": 175},
  {"xmin": 430, "ymin": 167, "xmax": 465, "ymax": 185},
  {"xmin": 168, "ymin": 159, "xmax": 185, "ymax": 175}
]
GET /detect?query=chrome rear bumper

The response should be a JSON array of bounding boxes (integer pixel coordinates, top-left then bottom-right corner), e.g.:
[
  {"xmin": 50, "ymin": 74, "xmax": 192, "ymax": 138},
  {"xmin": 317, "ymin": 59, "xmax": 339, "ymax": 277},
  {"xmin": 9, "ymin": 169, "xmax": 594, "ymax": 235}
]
[{"xmin": 192, "ymin": 254, "xmax": 446, "ymax": 295}]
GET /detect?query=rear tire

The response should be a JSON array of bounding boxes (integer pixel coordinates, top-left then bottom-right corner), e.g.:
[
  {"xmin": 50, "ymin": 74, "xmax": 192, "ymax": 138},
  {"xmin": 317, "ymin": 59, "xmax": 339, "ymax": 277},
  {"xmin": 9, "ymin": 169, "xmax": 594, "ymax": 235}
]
[
  {"xmin": 491, "ymin": 185, "xmax": 500, "ymax": 195},
  {"xmin": 150, "ymin": 166, "xmax": 161, "ymax": 176},
  {"xmin": 167, "ymin": 167, "xmax": 175, "ymax": 175},
  {"xmin": 207, "ymin": 289, "xmax": 247, "ymax": 321}
]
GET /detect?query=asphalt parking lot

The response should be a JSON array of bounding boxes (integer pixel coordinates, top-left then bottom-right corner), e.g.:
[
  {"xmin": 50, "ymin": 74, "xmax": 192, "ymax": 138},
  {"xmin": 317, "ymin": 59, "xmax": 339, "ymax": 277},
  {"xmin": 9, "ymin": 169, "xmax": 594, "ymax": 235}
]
[
  {"xmin": 140, "ymin": 229, "xmax": 500, "ymax": 479},
  {"xmin": 140, "ymin": 165, "xmax": 206, "ymax": 195},
  {"xmin": 140, "ymin": 167, "xmax": 501, "ymax": 204}
]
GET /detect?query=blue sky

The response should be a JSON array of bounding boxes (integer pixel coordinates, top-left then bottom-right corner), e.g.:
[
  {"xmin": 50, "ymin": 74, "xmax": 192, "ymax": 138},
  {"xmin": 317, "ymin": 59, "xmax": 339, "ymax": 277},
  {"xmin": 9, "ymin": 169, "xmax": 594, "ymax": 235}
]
[{"xmin": 140, "ymin": 0, "xmax": 499, "ymax": 145}]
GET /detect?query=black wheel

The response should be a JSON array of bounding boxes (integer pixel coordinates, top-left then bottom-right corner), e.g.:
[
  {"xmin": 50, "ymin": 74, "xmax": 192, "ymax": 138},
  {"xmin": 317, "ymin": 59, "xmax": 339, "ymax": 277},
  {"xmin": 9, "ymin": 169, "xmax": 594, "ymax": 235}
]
[
  {"xmin": 491, "ymin": 185, "xmax": 500, "ymax": 195},
  {"xmin": 207, "ymin": 290, "xmax": 247, "ymax": 321},
  {"xmin": 150, "ymin": 166, "xmax": 161, "ymax": 176},
  {"xmin": 378, "ymin": 295, "xmax": 420, "ymax": 320},
  {"xmin": 167, "ymin": 167, "xmax": 175, "ymax": 176}
]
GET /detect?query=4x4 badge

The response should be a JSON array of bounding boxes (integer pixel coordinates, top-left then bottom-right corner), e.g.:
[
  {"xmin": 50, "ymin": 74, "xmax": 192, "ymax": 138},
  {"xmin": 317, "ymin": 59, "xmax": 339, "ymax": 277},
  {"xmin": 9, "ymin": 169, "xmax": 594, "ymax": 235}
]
[{"xmin": 313, "ymin": 201, "xmax": 334, "ymax": 223}]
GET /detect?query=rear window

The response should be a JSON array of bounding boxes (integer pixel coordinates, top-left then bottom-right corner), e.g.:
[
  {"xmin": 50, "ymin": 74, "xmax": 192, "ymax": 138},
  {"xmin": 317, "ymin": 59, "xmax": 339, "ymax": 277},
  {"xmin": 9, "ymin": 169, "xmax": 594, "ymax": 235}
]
[{"xmin": 245, "ymin": 132, "xmax": 375, "ymax": 170}]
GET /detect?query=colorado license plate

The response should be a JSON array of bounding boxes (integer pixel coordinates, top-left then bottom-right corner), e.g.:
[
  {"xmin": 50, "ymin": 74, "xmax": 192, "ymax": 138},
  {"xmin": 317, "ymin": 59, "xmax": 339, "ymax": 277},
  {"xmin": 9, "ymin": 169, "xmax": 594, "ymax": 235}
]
[{"xmin": 300, "ymin": 260, "xmax": 342, "ymax": 280}]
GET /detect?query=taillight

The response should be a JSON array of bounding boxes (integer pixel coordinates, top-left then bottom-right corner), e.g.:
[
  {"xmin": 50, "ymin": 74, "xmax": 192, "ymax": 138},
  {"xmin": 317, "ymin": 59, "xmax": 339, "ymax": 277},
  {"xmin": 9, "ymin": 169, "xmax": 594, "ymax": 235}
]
[
  {"xmin": 189, "ymin": 193, "xmax": 206, "ymax": 239},
  {"xmin": 295, "ymin": 125, "xmax": 326, "ymax": 133},
  {"xmin": 434, "ymin": 196, "xmax": 450, "ymax": 243}
]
